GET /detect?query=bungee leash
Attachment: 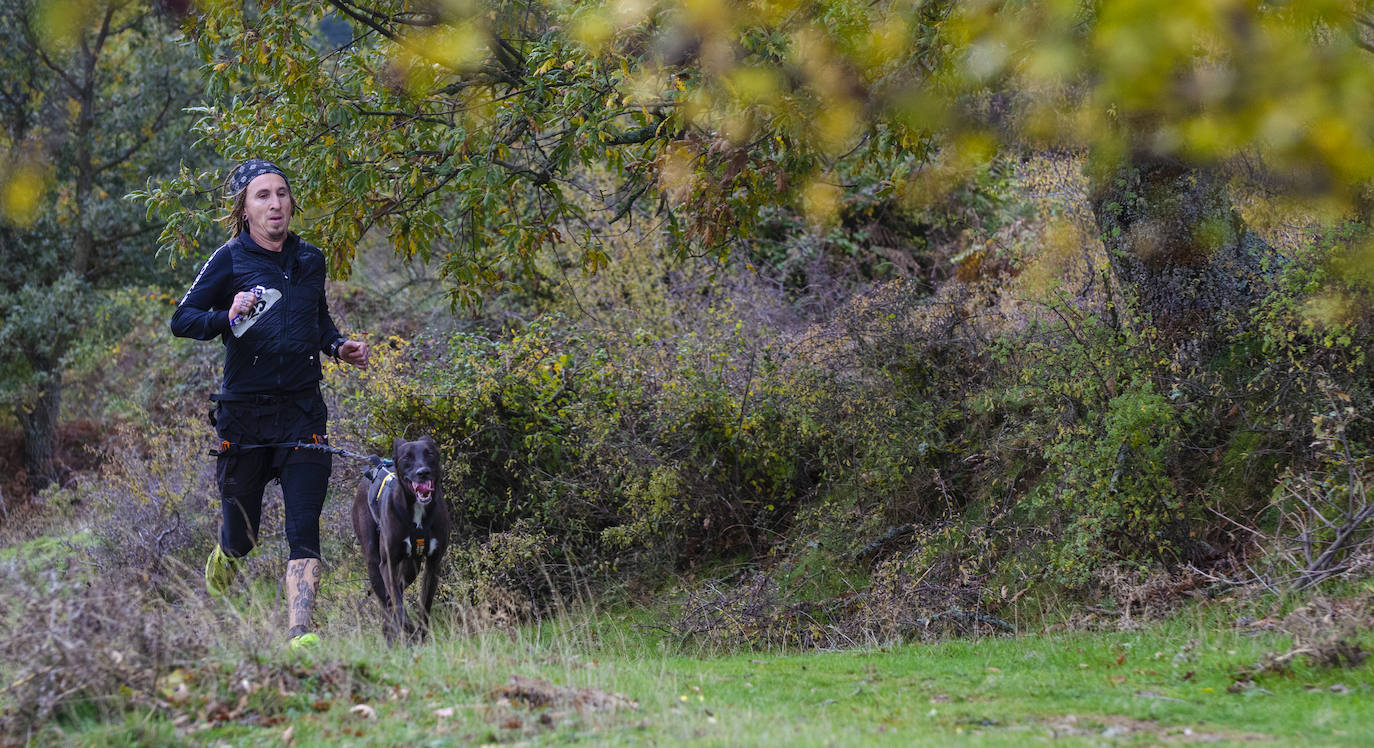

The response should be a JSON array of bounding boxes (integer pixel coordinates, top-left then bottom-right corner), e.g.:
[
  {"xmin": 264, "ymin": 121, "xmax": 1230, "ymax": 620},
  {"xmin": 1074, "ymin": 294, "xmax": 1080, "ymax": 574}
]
[{"xmin": 209, "ymin": 436, "xmax": 393, "ymax": 469}]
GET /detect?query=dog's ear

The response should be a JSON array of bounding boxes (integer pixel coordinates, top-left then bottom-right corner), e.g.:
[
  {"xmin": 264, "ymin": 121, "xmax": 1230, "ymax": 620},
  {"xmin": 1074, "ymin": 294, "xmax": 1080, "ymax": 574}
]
[
  {"xmin": 419, "ymin": 434, "xmax": 437, "ymax": 449},
  {"xmin": 392, "ymin": 437, "xmax": 405, "ymax": 459}
]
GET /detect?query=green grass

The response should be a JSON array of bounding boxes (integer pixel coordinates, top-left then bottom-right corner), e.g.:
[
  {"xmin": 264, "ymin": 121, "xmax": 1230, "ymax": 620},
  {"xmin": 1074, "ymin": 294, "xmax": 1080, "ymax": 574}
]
[
  {"xmin": 0, "ymin": 530, "xmax": 95, "ymax": 569},
  {"xmin": 24, "ymin": 595, "xmax": 1374, "ymax": 747}
]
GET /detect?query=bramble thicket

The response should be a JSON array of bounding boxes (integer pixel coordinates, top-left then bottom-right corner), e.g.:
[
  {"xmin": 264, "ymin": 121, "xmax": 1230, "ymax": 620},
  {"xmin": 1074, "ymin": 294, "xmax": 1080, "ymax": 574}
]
[{"xmin": 7, "ymin": 0, "xmax": 1374, "ymax": 733}]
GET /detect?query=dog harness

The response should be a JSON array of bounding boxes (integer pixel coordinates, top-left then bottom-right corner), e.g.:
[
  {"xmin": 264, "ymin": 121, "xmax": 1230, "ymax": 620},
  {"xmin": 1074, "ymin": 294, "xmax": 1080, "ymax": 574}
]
[{"xmin": 365, "ymin": 466, "xmax": 434, "ymax": 561}]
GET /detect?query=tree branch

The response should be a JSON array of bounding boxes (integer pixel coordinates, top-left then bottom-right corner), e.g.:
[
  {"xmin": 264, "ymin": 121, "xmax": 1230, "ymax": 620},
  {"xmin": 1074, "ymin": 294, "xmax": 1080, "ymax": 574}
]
[
  {"xmin": 492, "ymin": 158, "xmax": 552, "ymax": 186},
  {"xmin": 605, "ymin": 119, "xmax": 668, "ymax": 145},
  {"xmin": 326, "ymin": 0, "xmax": 399, "ymax": 41},
  {"xmin": 93, "ymin": 90, "xmax": 178, "ymax": 175}
]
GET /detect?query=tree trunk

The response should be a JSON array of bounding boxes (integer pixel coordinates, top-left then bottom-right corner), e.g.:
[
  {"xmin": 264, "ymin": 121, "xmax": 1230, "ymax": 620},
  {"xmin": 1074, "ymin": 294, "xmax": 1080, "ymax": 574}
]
[
  {"xmin": 15, "ymin": 10, "xmax": 104, "ymax": 496},
  {"xmin": 1088, "ymin": 155, "xmax": 1273, "ymax": 342},
  {"xmin": 17, "ymin": 359, "xmax": 61, "ymax": 492}
]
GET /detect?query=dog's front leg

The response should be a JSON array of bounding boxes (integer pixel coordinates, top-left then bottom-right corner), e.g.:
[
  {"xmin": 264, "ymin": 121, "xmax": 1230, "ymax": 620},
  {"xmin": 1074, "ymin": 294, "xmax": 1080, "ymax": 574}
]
[
  {"xmin": 415, "ymin": 556, "xmax": 441, "ymax": 642},
  {"xmin": 364, "ymin": 551, "xmax": 390, "ymax": 610},
  {"xmin": 379, "ymin": 539, "xmax": 409, "ymax": 645}
]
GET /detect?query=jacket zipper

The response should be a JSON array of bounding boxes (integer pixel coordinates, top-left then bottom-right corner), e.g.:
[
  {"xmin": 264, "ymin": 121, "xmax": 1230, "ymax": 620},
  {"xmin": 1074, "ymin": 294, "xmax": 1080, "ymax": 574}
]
[{"xmin": 278, "ymin": 250, "xmax": 291, "ymax": 389}]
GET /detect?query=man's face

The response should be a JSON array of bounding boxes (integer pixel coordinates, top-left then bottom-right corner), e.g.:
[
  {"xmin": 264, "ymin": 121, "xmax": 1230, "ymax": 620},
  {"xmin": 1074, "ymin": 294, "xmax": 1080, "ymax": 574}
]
[{"xmin": 243, "ymin": 173, "xmax": 292, "ymax": 244}]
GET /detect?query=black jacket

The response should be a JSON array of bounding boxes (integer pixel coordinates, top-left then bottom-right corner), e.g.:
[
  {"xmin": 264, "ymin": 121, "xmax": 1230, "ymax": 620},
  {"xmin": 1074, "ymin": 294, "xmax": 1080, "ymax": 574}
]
[{"xmin": 170, "ymin": 231, "xmax": 345, "ymax": 395}]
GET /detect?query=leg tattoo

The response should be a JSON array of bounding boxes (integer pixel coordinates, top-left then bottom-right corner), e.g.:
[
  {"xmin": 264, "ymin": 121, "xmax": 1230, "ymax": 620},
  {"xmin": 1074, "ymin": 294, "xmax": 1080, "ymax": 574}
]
[{"xmin": 286, "ymin": 558, "xmax": 322, "ymax": 634}]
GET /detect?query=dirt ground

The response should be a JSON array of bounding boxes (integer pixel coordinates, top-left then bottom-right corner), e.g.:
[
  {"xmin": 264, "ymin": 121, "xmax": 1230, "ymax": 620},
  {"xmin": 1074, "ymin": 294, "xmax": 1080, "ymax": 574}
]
[{"xmin": 0, "ymin": 420, "xmax": 103, "ymax": 521}]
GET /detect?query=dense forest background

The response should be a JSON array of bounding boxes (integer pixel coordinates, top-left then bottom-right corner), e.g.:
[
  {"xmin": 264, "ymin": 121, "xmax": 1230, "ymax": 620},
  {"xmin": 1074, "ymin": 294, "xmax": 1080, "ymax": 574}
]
[{"xmin": 6, "ymin": 0, "xmax": 1374, "ymax": 731}]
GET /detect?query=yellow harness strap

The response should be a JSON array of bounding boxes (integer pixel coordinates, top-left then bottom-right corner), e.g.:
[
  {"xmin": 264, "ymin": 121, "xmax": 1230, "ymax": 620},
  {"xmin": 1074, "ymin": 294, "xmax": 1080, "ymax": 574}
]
[
  {"xmin": 368, "ymin": 470, "xmax": 395, "ymax": 526},
  {"xmin": 374, "ymin": 471, "xmax": 395, "ymax": 502}
]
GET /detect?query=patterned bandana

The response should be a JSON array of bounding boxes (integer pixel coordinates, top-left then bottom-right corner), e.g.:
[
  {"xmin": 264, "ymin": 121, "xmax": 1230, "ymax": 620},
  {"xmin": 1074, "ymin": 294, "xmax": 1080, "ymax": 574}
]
[{"xmin": 227, "ymin": 159, "xmax": 290, "ymax": 196}]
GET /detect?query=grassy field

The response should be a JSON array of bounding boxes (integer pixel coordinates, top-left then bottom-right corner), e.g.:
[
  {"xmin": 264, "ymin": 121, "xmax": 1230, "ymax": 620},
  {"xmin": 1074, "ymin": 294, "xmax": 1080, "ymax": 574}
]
[{"xmin": 21, "ymin": 583, "xmax": 1373, "ymax": 747}]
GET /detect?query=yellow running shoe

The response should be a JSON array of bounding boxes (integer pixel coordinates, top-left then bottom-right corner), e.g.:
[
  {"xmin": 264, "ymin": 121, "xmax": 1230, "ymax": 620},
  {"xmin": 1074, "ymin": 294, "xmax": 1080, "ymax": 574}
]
[
  {"xmin": 288, "ymin": 626, "xmax": 321, "ymax": 651},
  {"xmin": 204, "ymin": 545, "xmax": 238, "ymax": 597}
]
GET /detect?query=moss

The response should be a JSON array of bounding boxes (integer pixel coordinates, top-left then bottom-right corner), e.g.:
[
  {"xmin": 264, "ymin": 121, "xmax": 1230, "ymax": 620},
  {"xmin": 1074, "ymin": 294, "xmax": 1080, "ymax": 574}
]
[
  {"xmin": 0, "ymin": 531, "xmax": 96, "ymax": 575},
  {"xmin": 1211, "ymin": 430, "xmax": 1282, "ymax": 523}
]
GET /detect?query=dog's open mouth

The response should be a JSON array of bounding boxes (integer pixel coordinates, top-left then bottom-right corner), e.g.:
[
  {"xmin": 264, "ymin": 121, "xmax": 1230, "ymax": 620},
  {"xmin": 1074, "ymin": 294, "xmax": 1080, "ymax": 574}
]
[{"xmin": 411, "ymin": 480, "xmax": 435, "ymax": 504}]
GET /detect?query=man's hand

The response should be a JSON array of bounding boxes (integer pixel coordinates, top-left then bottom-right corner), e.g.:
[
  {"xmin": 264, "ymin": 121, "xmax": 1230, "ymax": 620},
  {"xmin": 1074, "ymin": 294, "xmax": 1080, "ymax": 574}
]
[
  {"xmin": 337, "ymin": 339, "xmax": 369, "ymax": 369},
  {"xmin": 228, "ymin": 290, "xmax": 259, "ymax": 324}
]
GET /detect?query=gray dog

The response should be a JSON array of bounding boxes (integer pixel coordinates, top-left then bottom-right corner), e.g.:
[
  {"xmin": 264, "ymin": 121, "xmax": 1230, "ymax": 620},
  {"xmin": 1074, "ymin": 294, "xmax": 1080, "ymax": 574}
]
[{"xmin": 352, "ymin": 435, "xmax": 450, "ymax": 643}]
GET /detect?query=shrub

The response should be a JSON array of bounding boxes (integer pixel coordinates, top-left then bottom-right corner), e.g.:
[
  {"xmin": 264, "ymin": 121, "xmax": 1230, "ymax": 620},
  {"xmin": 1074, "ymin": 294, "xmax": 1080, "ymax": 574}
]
[
  {"xmin": 339, "ymin": 311, "xmax": 827, "ymax": 605},
  {"xmin": 1031, "ymin": 386, "xmax": 1185, "ymax": 582}
]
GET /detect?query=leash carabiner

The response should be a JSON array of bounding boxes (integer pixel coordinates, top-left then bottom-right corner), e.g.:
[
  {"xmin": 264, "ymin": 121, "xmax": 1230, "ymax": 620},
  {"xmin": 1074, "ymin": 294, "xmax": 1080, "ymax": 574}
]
[{"xmin": 209, "ymin": 440, "xmax": 235, "ymax": 457}]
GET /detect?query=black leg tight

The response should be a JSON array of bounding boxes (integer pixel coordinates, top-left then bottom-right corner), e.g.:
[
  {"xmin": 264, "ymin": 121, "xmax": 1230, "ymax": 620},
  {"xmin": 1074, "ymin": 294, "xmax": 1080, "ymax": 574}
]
[
  {"xmin": 280, "ymin": 458, "xmax": 330, "ymax": 560},
  {"xmin": 217, "ymin": 447, "xmax": 331, "ymax": 560}
]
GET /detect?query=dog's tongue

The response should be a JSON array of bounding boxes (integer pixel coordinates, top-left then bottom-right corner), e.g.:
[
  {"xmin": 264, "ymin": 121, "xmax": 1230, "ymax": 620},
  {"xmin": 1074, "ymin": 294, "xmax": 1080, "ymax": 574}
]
[{"xmin": 413, "ymin": 480, "xmax": 435, "ymax": 502}]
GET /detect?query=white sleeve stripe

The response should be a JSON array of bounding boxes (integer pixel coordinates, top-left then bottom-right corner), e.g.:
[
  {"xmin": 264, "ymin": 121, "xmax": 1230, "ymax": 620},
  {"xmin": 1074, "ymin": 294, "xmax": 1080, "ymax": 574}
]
[{"xmin": 178, "ymin": 245, "xmax": 229, "ymax": 307}]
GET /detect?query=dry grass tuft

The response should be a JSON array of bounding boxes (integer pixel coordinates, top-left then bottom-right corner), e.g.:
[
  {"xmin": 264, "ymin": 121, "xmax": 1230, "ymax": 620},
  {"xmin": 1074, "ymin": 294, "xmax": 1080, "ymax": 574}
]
[
  {"xmin": 665, "ymin": 561, "xmax": 1009, "ymax": 652},
  {"xmin": 493, "ymin": 674, "xmax": 638, "ymax": 712},
  {"xmin": 0, "ymin": 571, "xmax": 206, "ymax": 742}
]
